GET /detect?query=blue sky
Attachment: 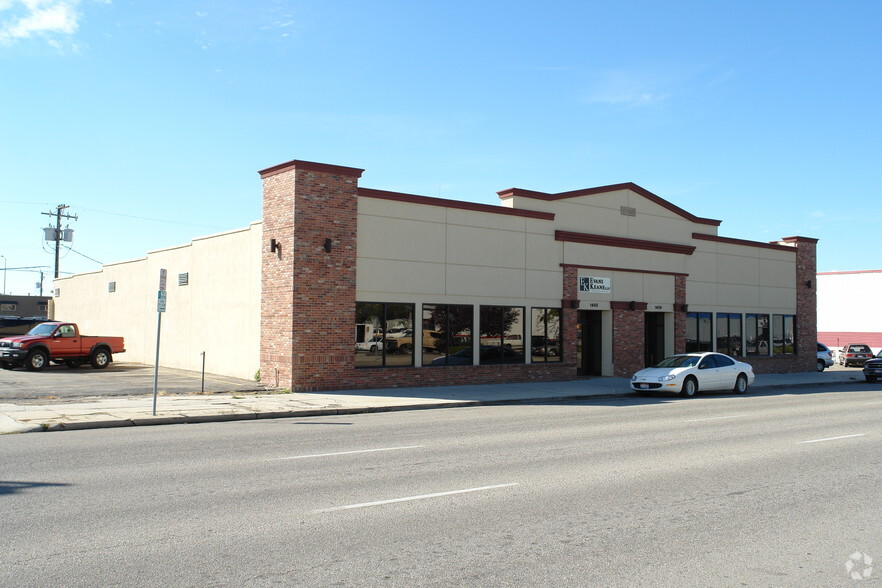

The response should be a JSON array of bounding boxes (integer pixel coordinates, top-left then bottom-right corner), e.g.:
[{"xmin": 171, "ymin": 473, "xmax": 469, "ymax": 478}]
[{"xmin": 1, "ymin": 0, "xmax": 880, "ymax": 296}]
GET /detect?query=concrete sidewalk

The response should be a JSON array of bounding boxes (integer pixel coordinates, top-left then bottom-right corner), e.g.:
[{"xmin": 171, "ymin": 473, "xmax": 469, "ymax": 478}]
[{"xmin": 0, "ymin": 370, "xmax": 868, "ymax": 434}]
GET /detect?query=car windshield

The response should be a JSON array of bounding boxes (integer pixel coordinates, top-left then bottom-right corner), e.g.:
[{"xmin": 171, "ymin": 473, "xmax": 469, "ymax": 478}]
[
  {"xmin": 26, "ymin": 323, "xmax": 56, "ymax": 336},
  {"xmin": 654, "ymin": 355, "xmax": 701, "ymax": 368}
]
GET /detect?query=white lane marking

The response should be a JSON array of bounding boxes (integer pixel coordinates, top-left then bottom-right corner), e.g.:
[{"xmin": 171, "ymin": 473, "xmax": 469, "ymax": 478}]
[
  {"xmin": 863, "ymin": 401, "xmax": 882, "ymax": 405},
  {"xmin": 271, "ymin": 445, "xmax": 424, "ymax": 460},
  {"xmin": 315, "ymin": 483, "xmax": 519, "ymax": 513},
  {"xmin": 798, "ymin": 434, "xmax": 866, "ymax": 444},
  {"xmin": 684, "ymin": 414, "xmax": 747, "ymax": 422}
]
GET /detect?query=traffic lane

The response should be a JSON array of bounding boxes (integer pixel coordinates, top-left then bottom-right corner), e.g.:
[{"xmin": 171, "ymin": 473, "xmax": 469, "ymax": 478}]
[
  {"xmin": 0, "ymin": 361, "xmax": 264, "ymax": 402},
  {"xmin": 2, "ymin": 385, "xmax": 881, "ymax": 585}
]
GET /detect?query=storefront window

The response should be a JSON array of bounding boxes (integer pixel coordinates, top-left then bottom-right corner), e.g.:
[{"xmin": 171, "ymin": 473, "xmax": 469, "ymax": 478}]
[
  {"xmin": 773, "ymin": 315, "xmax": 795, "ymax": 355},
  {"xmin": 355, "ymin": 302, "xmax": 415, "ymax": 368},
  {"xmin": 685, "ymin": 312, "xmax": 712, "ymax": 352},
  {"xmin": 423, "ymin": 304, "xmax": 474, "ymax": 367},
  {"xmin": 716, "ymin": 313, "xmax": 742, "ymax": 356},
  {"xmin": 479, "ymin": 306, "xmax": 525, "ymax": 365},
  {"xmin": 745, "ymin": 314, "xmax": 770, "ymax": 356},
  {"xmin": 531, "ymin": 308, "xmax": 561, "ymax": 362}
]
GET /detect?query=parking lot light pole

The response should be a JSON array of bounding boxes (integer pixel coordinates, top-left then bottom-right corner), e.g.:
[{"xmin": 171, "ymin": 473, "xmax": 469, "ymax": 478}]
[{"xmin": 1, "ymin": 254, "xmax": 6, "ymax": 295}]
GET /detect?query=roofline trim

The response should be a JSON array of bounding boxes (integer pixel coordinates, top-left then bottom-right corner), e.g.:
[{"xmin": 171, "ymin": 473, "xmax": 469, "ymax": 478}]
[
  {"xmin": 692, "ymin": 232, "xmax": 796, "ymax": 252},
  {"xmin": 258, "ymin": 159, "xmax": 365, "ymax": 179},
  {"xmin": 555, "ymin": 230, "xmax": 696, "ymax": 255},
  {"xmin": 358, "ymin": 187, "xmax": 556, "ymax": 221},
  {"xmin": 498, "ymin": 182, "xmax": 722, "ymax": 227}
]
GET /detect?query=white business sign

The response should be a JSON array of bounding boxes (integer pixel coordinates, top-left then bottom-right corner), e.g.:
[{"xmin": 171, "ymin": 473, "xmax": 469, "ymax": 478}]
[{"xmin": 579, "ymin": 276, "xmax": 612, "ymax": 294}]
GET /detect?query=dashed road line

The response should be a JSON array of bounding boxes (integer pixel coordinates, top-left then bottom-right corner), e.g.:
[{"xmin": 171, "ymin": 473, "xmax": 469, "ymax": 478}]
[
  {"xmin": 314, "ymin": 483, "xmax": 519, "ymax": 513},
  {"xmin": 684, "ymin": 415, "xmax": 747, "ymax": 422},
  {"xmin": 271, "ymin": 445, "xmax": 424, "ymax": 460},
  {"xmin": 798, "ymin": 434, "xmax": 866, "ymax": 444}
]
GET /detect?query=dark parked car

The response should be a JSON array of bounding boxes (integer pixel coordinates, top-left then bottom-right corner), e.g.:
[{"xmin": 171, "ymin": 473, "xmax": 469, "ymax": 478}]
[
  {"xmin": 862, "ymin": 350, "xmax": 882, "ymax": 383},
  {"xmin": 431, "ymin": 345, "xmax": 524, "ymax": 366},
  {"xmin": 838, "ymin": 344, "xmax": 874, "ymax": 367}
]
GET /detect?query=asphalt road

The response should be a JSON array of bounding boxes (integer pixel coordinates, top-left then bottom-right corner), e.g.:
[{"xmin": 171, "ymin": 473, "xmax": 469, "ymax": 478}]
[
  {"xmin": 2, "ymin": 384, "xmax": 880, "ymax": 586},
  {"xmin": 0, "ymin": 362, "xmax": 263, "ymax": 402}
]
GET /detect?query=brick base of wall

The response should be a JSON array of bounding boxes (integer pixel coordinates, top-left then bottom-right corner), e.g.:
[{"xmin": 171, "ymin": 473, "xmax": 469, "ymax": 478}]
[{"xmin": 287, "ymin": 363, "xmax": 578, "ymax": 392}]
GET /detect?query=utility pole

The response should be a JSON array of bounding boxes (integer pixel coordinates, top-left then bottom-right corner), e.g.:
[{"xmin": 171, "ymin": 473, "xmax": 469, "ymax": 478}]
[{"xmin": 41, "ymin": 204, "xmax": 78, "ymax": 279}]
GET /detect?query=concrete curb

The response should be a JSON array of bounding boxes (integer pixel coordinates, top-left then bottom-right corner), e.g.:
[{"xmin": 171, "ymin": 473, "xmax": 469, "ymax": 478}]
[{"xmin": 1, "ymin": 377, "xmax": 869, "ymax": 434}]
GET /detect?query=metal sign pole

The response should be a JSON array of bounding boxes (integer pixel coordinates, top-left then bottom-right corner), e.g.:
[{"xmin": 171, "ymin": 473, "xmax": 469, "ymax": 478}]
[
  {"xmin": 152, "ymin": 311, "xmax": 162, "ymax": 415},
  {"xmin": 152, "ymin": 269, "xmax": 167, "ymax": 416}
]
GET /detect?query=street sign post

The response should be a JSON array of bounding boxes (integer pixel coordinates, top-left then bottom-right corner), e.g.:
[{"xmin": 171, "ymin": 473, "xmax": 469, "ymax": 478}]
[{"xmin": 153, "ymin": 269, "xmax": 168, "ymax": 415}]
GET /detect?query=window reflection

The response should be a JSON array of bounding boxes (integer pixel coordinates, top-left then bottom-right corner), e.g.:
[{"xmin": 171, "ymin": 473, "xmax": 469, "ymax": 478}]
[
  {"xmin": 355, "ymin": 302, "xmax": 414, "ymax": 368},
  {"xmin": 531, "ymin": 308, "xmax": 561, "ymax": 362},
  {"xmin": 479, "ymin": 306, "xmax": 525, "ymax": 365},
  {"xmin": 423, "ymin": 304, "xmax": 474, "ymax": 367}
]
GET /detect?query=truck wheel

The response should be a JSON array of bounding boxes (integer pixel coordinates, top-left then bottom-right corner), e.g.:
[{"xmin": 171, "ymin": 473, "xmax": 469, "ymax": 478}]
[
  {"xmin": 25, "ymin": 350, "xmax": 48, "ymax": 371},
  {"xmin": 398, "ymin": 343, "xmax": 413, "ymax": 354},
  {"xmin": 90, "ymin": 348, "xmax": 111, "ymax": 369},
  {"xmin": 65, "ymin": 359, "xmax": 82, "ymax": 369}
]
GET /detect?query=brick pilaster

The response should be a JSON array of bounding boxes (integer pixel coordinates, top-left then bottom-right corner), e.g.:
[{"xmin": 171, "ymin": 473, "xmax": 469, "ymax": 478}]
[{"xmin": 258, "ymin": 160, "xmax": 364, "ymax": 390}]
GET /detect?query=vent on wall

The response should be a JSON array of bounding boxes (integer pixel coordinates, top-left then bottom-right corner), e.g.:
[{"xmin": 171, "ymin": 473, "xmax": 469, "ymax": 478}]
[
  {"xmin": 620, "ymin": 206, "xmax": 637, "ymax": 217},
  {"xmin": 108, "ymin": 281, "xmax": 116, "ymax": 293},
  {"xmin": 178, "ymin": 272, "xmax": 189, "ymax": 286}
]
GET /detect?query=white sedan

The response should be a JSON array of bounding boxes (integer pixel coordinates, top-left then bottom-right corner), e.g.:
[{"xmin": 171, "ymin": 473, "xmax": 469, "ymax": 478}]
[{"xmin": 630, "ymin": 352, "xmax": 755, "ymax": 398}]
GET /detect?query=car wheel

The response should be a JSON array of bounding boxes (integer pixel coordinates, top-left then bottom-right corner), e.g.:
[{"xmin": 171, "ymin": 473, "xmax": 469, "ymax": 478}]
[
  {"xmin": 369, "ymin": 345, "xmax": 378, "ymax": 353},
  {"xmin": 398, "ymin": 343, "xmax": 413, "ymax": 354},
  {"xmin": 547, "ymin": 348, "xmax": 559, "ymax": 357},
  {"xmin": 25, "ymin": 349, "xmax": 48, "ymax": 372},
  {"xmin": 90, "ymin": 348, "xmax": 111, "ymax": 369},
  {"xmin": 679, "ymin": 377, "xmax": 698, "ymax": 398},
  {"xmin": 816, "ymin": 359, "xmax": 826, "ymax": 372},
  {"xmin": 733, "ymin": 373, "xmax": 749, "ymax": 394}
]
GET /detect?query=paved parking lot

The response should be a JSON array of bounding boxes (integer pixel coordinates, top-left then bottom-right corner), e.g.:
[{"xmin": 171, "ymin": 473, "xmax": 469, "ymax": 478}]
[{"xmin": 0, "ymin": 362, "xmax": 266, "ymax": 403}]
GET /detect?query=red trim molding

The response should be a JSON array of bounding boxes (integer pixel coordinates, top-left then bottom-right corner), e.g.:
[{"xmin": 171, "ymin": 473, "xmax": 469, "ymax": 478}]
[
  {"xmin": 561, "ymin": 263, "xmax": 688, "ymax": 278},
  {"xmin": 358, "ymin": 187, "xmax": 556, "ymax": 221},
  {"xmin": 610, "ymin": 301, "xmax": 648, "ymax": 311},
  {"xmin": 499, "ymin": 182, "xmax": 721, "ymax": 227},
  {"xmin": 692, "ymin": 232, "xmax": 796, "ymax": 252},
  {"xmin": 555, "ymin": 230, "xmax": 695, "ymax": 255},
  {"xmin": 258, "ymin": 159, "xmax": 365, "ymax": 179}
]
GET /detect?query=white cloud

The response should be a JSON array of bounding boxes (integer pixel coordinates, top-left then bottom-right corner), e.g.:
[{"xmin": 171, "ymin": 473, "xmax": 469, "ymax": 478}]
[
  {"xmin": 0, "ymin": 0, "xmax": 82, "ymax": 46},
  {"xmin": 583, "ymin": 70, "xmax": 672, "ymax": 107}
]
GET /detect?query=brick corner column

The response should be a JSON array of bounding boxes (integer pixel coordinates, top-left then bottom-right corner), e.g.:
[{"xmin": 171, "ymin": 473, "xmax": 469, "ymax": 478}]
[
  {"xmin": 258, "ymin": 159, "xmax": 364, "ymax": 391},
  {"xmin": 781, "ymin": 236, "xmax": 819, "ymax": 371}
]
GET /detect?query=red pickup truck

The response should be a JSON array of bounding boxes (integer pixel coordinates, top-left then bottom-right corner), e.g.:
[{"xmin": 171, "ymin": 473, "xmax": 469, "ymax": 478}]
[{"xmin": 0, "ymin": 322, "xmax": 126, "ymax": 371}]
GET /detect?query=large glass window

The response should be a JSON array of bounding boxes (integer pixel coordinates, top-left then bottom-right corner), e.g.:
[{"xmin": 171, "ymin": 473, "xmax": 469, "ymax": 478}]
[
  {"xmin": 685, "ymin": 312, "xmax": 712, "ymax": 352},
  {"xmin": 716, "ymin": 313, "xmax": 742, "ymax": 357},
  {"xmin": 531, "ymin": 308, "xmax": 562, "ymax": 362},
  {"xmin": 355, "ymin": 302, "xmax": 415, "ymax": 368},
  {"xmin": 479, "ymin": 306, "xmax": 525, "ymax": 365},
  {"xmin": 745, "ymin": 314, "xmax": 770, "ymax": 356},
  {"xmin": 423, "ymin": 304, "xmax": 474, "ymax": 367},
  {"xmin": 773, "ymin": 315, "xmax": 796, "ymax": 355}
]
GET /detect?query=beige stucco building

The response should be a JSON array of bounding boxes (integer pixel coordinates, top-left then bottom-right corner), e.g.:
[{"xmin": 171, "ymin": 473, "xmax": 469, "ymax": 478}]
[{"xmin": 53, "ymin": 159, "xmax": 817, "ymax": 390}]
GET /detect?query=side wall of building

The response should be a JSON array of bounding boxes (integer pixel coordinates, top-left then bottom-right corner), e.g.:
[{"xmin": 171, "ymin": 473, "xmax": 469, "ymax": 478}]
[{"xmin": 53, "ymin": 223, "xmax": 263, "ymax": 380}]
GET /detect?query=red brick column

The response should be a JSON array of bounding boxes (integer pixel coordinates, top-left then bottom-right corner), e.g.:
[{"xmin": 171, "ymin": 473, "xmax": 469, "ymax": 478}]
[
  {"xmin": 258, "ymin": 159, "xmax": 364, "ymax": 391},
  {"xmin": 611, "ymin": 301, "xmax": 647, "ymax": 377},
  {"xmin": 783, "ymin": 236, "xmax": 819, "ymax": 372},
  {"xmin": 674, "ymin": 275, "xmax": 687, "ymax": 354},
  {"xmin": 561, "ymin": 265, "xmax": 579, "ymax": 365}
]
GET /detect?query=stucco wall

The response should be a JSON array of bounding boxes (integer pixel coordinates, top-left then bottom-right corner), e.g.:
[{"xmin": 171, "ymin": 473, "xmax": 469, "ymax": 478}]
[{"xmin": 53, "ymin": 223, "xmax": 262, "ymax": 380}]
